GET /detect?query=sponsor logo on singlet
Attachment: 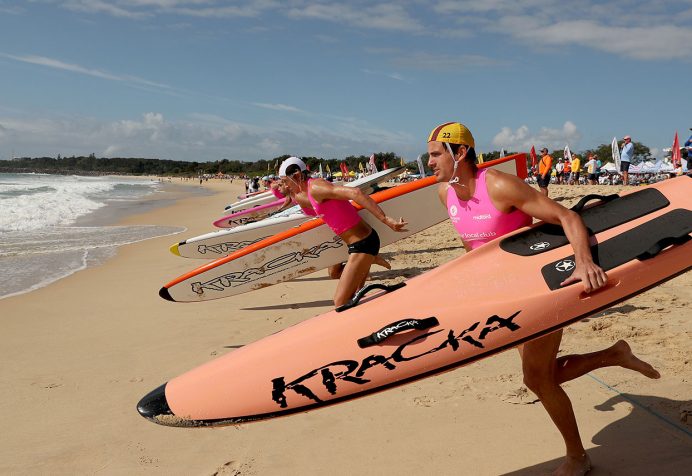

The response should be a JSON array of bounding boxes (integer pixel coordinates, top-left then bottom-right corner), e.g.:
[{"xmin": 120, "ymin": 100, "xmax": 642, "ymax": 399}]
[
  {"xmin": 462, "ymin": 231, "xmax": 497, "ymax": 241},
  {"xmin": 472, "ymin": 214, "xmax": 491, "ymax": 220}
]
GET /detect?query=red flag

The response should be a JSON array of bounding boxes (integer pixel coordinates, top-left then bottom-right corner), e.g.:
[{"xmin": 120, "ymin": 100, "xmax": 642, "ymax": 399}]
[
  {"xmin": 340, "ymin": 162, "xmax": 348, "ymax": 176},
  {"xmin": 672, "ymin": 131, "xmax": 681, "ymax": 169},
  {"xmin": 529, "ymin": 145, "xmax": 537, "ymax": 175},
  {"xmin": 306, "ymin": 162, "xmax": 311, "ymax": 171},
  {"xmin": 383, "ymin": 160, "xmax": 388, "ymax": 170}
]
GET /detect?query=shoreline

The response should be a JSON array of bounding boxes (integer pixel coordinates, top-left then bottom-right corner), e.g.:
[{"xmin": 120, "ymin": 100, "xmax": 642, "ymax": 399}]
[
  {"xmin": 0, "ymin": 182, "xmax": 689, "ymax": 475},
  {"xmin": 0, "ymin": 176, "xmax": 216, "ymax": 300}
]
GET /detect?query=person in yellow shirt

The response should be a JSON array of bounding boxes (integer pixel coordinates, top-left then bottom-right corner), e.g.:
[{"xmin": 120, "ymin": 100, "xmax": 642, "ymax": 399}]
[
  {"xmin": 537, "ymin": 147, "xmax": 553, "ymax": 196},
  {"xmin": 570, "ymin": 154, "xmax": 581, "ymax": 185}
]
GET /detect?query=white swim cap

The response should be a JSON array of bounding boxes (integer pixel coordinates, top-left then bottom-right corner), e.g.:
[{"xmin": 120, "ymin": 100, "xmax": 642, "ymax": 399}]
[{"xmin": 278, "ymin": 157, "xmax": 306, "ymax": 177}]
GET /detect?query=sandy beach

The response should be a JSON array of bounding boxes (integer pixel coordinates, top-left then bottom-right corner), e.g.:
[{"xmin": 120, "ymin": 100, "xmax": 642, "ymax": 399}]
[{"xmin": 1, "ymin": 179, "xmax": 690, "ymax": 475}]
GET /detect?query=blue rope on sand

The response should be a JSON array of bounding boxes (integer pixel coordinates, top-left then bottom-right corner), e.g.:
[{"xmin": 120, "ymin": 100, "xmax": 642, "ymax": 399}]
[{"xmin": 586, "ymin": 372, "xmax": 692, "ymax": 438}]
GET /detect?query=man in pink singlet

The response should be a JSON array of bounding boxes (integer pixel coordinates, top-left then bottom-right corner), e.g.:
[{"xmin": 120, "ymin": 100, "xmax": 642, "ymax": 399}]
[{"xmin": 427, "ymin": 122, "xmax": 660, "ymax": 476}]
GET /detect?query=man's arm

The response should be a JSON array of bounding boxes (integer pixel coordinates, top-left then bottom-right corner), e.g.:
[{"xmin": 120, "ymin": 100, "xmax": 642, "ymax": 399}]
[{"xmin": 488, "ymin": 171, "xmax": 607, "ymax": 292}]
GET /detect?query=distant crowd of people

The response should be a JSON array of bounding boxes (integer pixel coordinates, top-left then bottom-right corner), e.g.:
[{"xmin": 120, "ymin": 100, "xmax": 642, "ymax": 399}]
[{"xmin": 530, "ymin": 133, "xmax": 690, "ymax": 197}]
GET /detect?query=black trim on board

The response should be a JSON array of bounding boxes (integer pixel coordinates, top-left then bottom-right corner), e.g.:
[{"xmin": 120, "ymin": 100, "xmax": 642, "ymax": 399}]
[
  {"xmin": 541, "ymin": 209, "xmax": 692, "ymax": 290},
  {"xmin": 137, "ymin": 262, "xmax": 691, "ymax": 427},
  {"xmin": 137, "ymin": 383, "xmax": 172, "ymax": 418},
  {"xmin": 159, "ymin": 287, "xmax": 174, "ymax": 302},
  {"xmin": 500, "ymin": 188, "xmax": 670, "ymax": 257}
]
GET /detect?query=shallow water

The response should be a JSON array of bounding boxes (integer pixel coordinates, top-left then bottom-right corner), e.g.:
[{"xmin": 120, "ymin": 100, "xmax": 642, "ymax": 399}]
[{"xmin": 0, "ymin": 174, "xmax": 187, "ymax": 299}]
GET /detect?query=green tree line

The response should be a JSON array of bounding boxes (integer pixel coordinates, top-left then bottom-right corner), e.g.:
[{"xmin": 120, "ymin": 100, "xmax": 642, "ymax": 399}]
[
  {"xmin": 0, "ymin": 152, "xmax": 408, "ymax": 176},
  {"xmin": 0, "ymin": 142, "xmax": 652, "ymax": 176}
]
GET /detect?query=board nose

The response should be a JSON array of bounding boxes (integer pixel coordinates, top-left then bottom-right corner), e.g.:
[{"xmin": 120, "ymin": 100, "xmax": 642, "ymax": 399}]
[{"xmin": 137, "ymin": 383, "xmax": 172, "ymax": 420}]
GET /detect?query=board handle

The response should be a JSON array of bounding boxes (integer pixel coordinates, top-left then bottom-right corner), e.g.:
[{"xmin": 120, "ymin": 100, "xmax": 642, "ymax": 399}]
[
  {"xmin": 570, "ymin": 194, "xmax": 619, "ymax": 213},
  {"xmin": 357, "ymin": 317, "xmax": 439, "ymax": 348},
  {"xmin": 335, "ymin": 282, "xmax": 406, "ymax": 313},
  {"xmin": 636, "ymin": 233, "xmax": 691, "ymax": 260}
]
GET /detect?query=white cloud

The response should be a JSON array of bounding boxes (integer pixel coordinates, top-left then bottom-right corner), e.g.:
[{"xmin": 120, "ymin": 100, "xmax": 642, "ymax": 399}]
[
  {"xmin": 62, "ymin": 0, "xmax": 281, "ymax": 20},
  {"xmin": 362, "ymin": 68, "xmax": 408, "ymax": 81},
  {"xmin": 0, "ymin": 52, "xmax": 175, "ymax": 91},
  {"xmin": 63, "ymin": 0, "xmax": 150, "ymax": 19},
  {"xmin": 286, "ymin": 3, "xmax": 423, "ymax": 32},
  {"xmin": 0, "ymin": 111, "xmax": 416, "ymax": 161},
  {"xmin": 54, "ymin": 1, "xmax": 691, "ymax": 60},
  {"xmin": 253, "ymin": 103, "xmax": 305, "ymax": 113},
  {"xmin": 498, "ymin": 17, "xmax": 692, "ymax": 60},
  {"xmin": 492, "ymin": 121, "xmax": 582, "ymax": 151},
  {"xmin": 437, "ymin": 1, "xmax": 692, "ymax": 60}
]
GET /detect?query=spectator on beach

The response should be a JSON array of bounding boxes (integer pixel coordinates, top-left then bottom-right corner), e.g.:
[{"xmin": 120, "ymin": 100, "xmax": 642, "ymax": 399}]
[
  {"xmin": 555, "ymin": 158, "xmax": 565, "ymax": 184},
  {"xmin": 426, "ymin": 120, "xmax": 660, "ymax": 476},
  {"xmin": 620, "ymin": 135, "xmax": 634, "ymax": 185},
  {"xmin": 570, "ymin": 154, "xmax": 581, "ymax": 185},
  {"xmin": 595, "ymin": 155, "xmax": 602, "ymax": 182},
  {"xmin": 537, "ymin": 147, "xmax": 552, "ymax": 196},
  {"xmin": 563, "ymin": 158, "xmax": 571, "ymax": 183},
  {"xmin": 585, "ymin": 154, "xmax": 598, "ymax": 185}
]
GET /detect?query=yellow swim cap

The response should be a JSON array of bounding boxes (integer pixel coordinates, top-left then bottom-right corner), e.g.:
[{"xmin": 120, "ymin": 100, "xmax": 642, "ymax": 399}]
[{"xmin": 427, "ymin": 122, "xmax": 475, "ymax": 149}]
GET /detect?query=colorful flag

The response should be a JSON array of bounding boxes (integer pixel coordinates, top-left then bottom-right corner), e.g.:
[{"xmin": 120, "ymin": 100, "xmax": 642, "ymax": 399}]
[
  {"xmin": 672, "ymin": 131, "xmax": 681, "ymax": 170},
  {"xmin": 359, "ymin": 162, "xmax": 364, "ymax": 172},
  {"xmin": 416, "ymin": 155, "xmax": 425, "ymax": 177},
  {"xmin": 530, "ymin": 145, "xmax": 537, "ymax": 174},
  {"xmin": 478, "ymin": 153, "xmax": 484, "ymax": 164},
  {"xmin": 500, "ymin": 148, "xmax": 505, "ymax": 158},
  {"xmin": 564, "ymin": 145, "xmax": 572, "ymax": 163},
  {"xmin": 369, "ymin": 153, "xmax": 378, "ymax": 174},
  {"xmin": 319, "ymin": 162, "xmax": 324, "ymax": 177},
  {"xmin": 400, "ymin": 156, "xmax": 405, "ymax": 167},
  {"xmin": 326, "ymin": 163, "xmax": 331, "ymax": 175},
  {"xmin": 383, "ymin": 160, "xmax": 388, "ymax": 170},
  {"xmin": 340, "ymin": 162, "xmax": 348, "ymax": 176},
  {"xmin": 611, "ymin": 137, "xmax": 621, "ymax": 171}
]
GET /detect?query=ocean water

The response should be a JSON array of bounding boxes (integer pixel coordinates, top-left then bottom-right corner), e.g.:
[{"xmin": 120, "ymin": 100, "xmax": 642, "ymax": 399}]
[{"xmin": 0, "ymin": 173, "xmax": 185, "ymax": 299}]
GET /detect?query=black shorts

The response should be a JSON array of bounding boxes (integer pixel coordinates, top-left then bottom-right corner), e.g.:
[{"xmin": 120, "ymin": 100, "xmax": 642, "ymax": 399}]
[
  {"xmin": 536, "ymin": 175, "xmax": 551, "ymax": 188},
  {"xmin": 620, "ymin": 161, "xmax": 630, "ymax": 172},
  {"xmin": 347, "ymin": 229, "xmax": 380, "ymax": 256},
  {"xmin": 588, "ymin": 173, "xmax": 597, "ymax": 181}
]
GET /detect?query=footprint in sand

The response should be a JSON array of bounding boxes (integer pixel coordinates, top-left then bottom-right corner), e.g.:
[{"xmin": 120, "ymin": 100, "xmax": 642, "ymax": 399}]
[
  {"xmin": 501, "ymin": 386, "xmax": 539, "ymax": 405},
  {"xmin": 413, "ymin": 396, "xmax": 437, "ymax": 407}
]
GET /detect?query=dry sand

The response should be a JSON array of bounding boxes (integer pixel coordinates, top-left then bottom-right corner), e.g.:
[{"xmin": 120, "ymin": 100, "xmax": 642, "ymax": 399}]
[{"xmin": 1, "ymin": 180, "xmax": 690, "ymax": 475}]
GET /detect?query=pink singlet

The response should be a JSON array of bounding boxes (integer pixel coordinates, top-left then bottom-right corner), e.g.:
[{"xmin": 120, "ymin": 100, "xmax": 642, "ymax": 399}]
[
  {"xmin": 307, "ymin": 179, "xmax": 362, "ymax": 235},
  {"xmin": 270, "ymin": 187, "xmax": 285, "ymax": 199},
  {"xmin": 447, "ymin": 169, "xmax": 531, "ymax": 250},
  {"xmin": 300, "ymin": 205, "xmax": 317, "ymax": 217}
]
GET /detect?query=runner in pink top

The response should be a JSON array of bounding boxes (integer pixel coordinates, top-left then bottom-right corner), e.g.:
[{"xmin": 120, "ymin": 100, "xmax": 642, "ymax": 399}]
[
  {"xmin": 446, "ymin": 168, "xmax": 531, "ymax": 250},
  {"xmin": 279, "ymin": 157, "xmax": 408, "ymax": 307},
  {"xmin": 427, "ymin": 121, "xmax": 658, "ymax": 476},
  {"xmin": 306, "ymin": 178, "xmax": 361, "ymax": 234}
]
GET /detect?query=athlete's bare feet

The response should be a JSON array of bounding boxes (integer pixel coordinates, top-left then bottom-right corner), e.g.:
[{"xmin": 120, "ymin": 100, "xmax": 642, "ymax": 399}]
[
  {"xmin": 374, "ymin": 255, "xmax": 391, "ymax": 270},
  {"xmin": 611, "ymin": 340, "xmax": 661, "ymax": 379},
  {"xmin": 552, "ymin": 453, "xmax": 591, "ymax": 476}
]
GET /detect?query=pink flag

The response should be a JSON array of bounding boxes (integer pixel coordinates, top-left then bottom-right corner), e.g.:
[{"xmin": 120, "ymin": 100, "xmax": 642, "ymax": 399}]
[{"xmin": 368, "ymin": 153, "xmax": 378, "ymax": 173}]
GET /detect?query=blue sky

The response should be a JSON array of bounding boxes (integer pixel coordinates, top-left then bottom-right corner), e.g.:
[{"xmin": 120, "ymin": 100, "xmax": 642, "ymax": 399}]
[{"xmin": 0, "ymin": 0, "xmax": 690, "ymax": 162}]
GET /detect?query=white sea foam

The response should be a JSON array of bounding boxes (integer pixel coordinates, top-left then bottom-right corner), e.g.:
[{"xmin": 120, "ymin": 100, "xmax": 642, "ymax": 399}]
[
  {"xmin": 0, "ymin": 173, "xmax": 182, "ymax": 299},
  {"xmin": 0, "ymin": 174, "xmax": 159, "ymax": 232}
]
